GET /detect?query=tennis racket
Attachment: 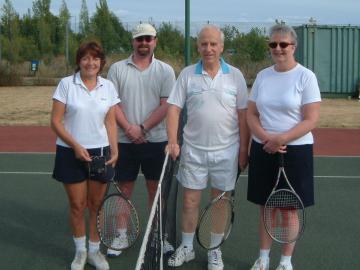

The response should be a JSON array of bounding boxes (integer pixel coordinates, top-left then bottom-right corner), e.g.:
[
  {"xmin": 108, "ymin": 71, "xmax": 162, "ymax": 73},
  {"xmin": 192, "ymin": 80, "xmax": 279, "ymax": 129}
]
[
  {"xmin": 97, "ymin": 175, "xmax": 140, "ymax": 251},
  {"xmin": 196, "ymin": 169, "xmax": 241, "ymax": 250},
  {"xmin": 263, "ymin": 153, "xmax": 305, "ymax": 244}
]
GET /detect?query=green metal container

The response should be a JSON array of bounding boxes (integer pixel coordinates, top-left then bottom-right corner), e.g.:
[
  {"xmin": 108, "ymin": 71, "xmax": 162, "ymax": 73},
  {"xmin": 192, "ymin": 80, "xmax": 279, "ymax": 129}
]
[{"xmin": 294, "ymin": 25, "xmax": 360, "ymax": 95}]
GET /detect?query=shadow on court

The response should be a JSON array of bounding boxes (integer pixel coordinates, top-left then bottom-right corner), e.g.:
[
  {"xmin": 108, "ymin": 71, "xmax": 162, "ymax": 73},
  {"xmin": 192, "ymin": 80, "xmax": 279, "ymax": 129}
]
[{"xmin": 0, "ymin": 153, "xmax": 359, "ymax": 269}]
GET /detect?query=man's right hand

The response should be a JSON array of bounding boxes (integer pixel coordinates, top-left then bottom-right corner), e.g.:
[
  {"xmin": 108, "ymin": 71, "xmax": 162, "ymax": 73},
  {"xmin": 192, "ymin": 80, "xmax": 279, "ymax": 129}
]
[
  {"xmin": 125, "ymin": 124, "xmax": 147, "ymax": 144},
  {"xmin": 166, "ymin": 143, "xmax": 180, "ymax": 160}
]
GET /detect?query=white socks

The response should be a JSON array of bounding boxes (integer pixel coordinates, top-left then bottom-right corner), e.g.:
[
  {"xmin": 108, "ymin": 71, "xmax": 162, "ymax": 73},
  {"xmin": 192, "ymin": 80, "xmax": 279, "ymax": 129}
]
[
  {"xmin": 73, "ymin": 236, "xmax": 86, "ymax": 252},
  {"xmin": 117, "ymin": 228, "xmax": 127, "ymax": 237},
  {"xmin": 181, "ymin": 232, "xmax": 195, "ymax": 250},
  {"xmin": 88, "ymin": 240, "xmax": 100, "ymax": 254},
  {"xmin": 258, "ymin": 250, "xmax": 292, "ymax": 266},
  {"xmin": 210, "ymin": 232, "xmax": 224, "ymax": 247},
  {"xmin": 280, "ymin": 255, "xmax": 292, "ymax": 265},
  {"xmin": 259, "ymin": 249, "xmax": 270, "ymax": 261},
  {"xmin": 73, "ymin": 236, "xmax": 103, "ymax": 254}
]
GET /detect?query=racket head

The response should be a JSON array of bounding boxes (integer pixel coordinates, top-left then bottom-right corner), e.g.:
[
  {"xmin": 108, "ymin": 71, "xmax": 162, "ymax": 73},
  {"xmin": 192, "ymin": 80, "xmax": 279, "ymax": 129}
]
[
  {"xmin": 264, "ymin": 189, "xmax": 305, "ymax": 243},
  {"xmin": 196, "ymin": 195, "xmax": 234, "ymax": 250},
  {"xmin": 97, "ymin": 193, "xmax": 140, "ymax": 250}
]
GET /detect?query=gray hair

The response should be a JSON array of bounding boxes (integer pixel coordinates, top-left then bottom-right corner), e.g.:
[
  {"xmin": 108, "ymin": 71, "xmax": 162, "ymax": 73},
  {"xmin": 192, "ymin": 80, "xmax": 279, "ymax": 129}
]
[
  {"xmin": 197, "ymin": 25, "xmax": 225, "ymax": 44},
  {"xmin": 269, "ymin": 24, "xmax": 298, "ymax": 46}
]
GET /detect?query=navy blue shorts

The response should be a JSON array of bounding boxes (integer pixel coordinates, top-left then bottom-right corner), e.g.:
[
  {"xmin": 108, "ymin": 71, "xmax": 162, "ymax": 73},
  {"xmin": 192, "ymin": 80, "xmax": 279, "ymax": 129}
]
[
  {"xmin": 52, "ymin": 145, "xmax": 114, "ymax": 184},
  {"xmin": 247, "ymin": 140, "xmax": 314, "ymax": 207},
  {"xmin": 115, "ymin": 142, "xmax": 167, "ymax": 182}
]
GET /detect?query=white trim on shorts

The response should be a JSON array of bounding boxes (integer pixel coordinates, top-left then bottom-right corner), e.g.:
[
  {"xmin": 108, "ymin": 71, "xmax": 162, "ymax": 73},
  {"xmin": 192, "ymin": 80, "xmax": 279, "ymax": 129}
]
[{"xmin": 177, "ymin": 142, "xmax": 239, "ymax": 191}]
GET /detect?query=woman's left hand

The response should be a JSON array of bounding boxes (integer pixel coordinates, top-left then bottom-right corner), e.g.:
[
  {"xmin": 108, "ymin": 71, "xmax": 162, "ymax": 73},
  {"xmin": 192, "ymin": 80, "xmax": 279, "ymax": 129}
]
[
  {"xmin": 106, "ymin": 153, "xmax": 118, "ymax": 167},
  {"xmin": 263, "ymin": 134, "xmax": 287, "ymax": 154}
]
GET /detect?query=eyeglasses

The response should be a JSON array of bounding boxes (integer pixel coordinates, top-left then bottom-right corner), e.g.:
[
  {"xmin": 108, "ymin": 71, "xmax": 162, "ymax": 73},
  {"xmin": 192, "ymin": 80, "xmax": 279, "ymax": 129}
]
[
  {"xmin": 268, "ymin": 42, "xmax": 294, "ymax": 49},
  {"xmin": 135, "ymin": 36, "xmax": 155, "ymax": 42}
]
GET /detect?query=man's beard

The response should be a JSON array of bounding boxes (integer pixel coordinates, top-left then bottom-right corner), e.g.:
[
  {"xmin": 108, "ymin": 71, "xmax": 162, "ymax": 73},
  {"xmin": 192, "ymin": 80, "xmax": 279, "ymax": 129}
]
[{"xmin": 136, "ymin": 46, "xmax": 151, "ymax": 56}]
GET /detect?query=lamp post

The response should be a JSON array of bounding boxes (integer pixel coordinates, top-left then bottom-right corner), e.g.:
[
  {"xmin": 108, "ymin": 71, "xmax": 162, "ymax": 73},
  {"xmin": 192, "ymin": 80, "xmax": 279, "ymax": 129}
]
[
  {"xmin": 65, "ymin": 19, "xmax": 69, "ymax": 73},
  {"xmin": 0, "ymin": 24, "xmax": 2, "ymax": 65},
  {"xmin": 185, "ymin": 0, "xmax": 190, "ymax": 66}
]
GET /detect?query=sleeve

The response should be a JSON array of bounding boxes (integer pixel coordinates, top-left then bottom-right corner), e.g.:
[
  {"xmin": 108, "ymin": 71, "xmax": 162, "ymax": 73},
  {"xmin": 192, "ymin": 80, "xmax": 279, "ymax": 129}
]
[
  {"xmin": 107, "ymin": 64, "xmax": 120, "ymax": 91},
  {"xmin": 108, "ymin": 80, "xmax": 121, "ymax": 106},
  {"xmin": 301, "ymin": 71, "xmax": 321, "ymax": 105},
  {"xmin": 160, "ymin": 65, "xmax": 176, "ymax": 98},
  {"xmin": 235, "ymin": 70, "xmax": 249, "ymax": 109},
  {"xmin": 52, "ymin": 79, "xmax": 68, "ymax": 104},
  {"xmin": 248, "ymin": 74, "xmax": 260, "ymax": 102},
  {"xmin": 167, "ymin": 69, "xmax": 187, "ymax": 109}
]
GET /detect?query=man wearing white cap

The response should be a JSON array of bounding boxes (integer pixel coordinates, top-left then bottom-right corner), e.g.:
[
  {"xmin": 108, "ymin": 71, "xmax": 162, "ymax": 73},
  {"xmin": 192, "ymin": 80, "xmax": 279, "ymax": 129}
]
[{"xmin": 107, "ymin": 23, "xmax": 176, "ymax": 257}]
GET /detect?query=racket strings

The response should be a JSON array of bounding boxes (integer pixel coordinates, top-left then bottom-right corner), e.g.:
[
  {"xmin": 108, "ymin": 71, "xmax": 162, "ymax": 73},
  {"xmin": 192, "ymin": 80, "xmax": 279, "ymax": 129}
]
[
  {"xmin": 197, "ymin": 198, "xmax": 232, "ymax": 249},
  {"xmin": 264, "ymin": 190, "xmax": 304, "ymax": 243},
  {"xmin": 98, "ymin": 195, "xmax": 139, "ymax": 249}
]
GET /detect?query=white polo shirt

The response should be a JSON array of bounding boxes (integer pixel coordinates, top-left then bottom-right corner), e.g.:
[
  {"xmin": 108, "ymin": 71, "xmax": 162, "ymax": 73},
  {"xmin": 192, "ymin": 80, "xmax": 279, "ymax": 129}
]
[
  {"xmin": 53, "ymin": 72, "xmax": 120, "ymax": 148},
  {"xmin": 249, "ymin": 64, "xmax": 321, "ymax": 145},
  {"xmin": 107, "ymin": 55, "xmax": 176, "ymax": 143},
  {"xmin": 168, "ymin": 59, "xmax": 248, "ymax": 151}
]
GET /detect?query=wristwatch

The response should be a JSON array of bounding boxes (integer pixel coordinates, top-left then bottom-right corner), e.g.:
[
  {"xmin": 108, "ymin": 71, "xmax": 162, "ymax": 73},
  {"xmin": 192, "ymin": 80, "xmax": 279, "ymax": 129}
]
[{"xmin": 140, "ymin": 124, "xmax": 149, "ymax": 135}]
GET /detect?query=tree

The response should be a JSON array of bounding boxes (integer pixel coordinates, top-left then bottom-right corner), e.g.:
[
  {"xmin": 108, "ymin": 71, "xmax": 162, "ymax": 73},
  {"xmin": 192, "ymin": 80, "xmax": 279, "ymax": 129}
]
[
  {"xmin": 242, "ymin": 28, "xmax": 268, "ymax": 62},
  {"xmin": 222, "ymin": 25, "xmax": 241, "ymax": 52},
  {"xmin": 220, "ymin": 25, "xmax": 269, "ymax": 85},
  {"xmin": 32, "ymin": 0, "xmax": 57, "ymax": 61},
  {"xmin": 0, "ymin": 0, "xmax": 21, "ymax": 63},
  {"xmin": 58, "ymin": 0, "xmax": 71, "ymax": 55},
  {"xmin": 90, "ymin": 0, "xmax": 129, "ymax": 53},
  {"xmin": 156, "ymin": 22, "xmax": 184, "ymax": 57},
  {"xmin": 32, "ymin": 0, "xmax": 51, "ymax": 19},
  {"xmin": 79, "ymin": 0, "xmax": 90, "ymax": 36}
]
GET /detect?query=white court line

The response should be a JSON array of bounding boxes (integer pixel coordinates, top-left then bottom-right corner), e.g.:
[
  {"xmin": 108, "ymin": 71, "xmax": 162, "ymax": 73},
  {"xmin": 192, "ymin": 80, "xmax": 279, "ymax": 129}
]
[
  {"xmin": 0, "ymin": 171, "xmax": 358, "ymax": 179},
  {"xmin": 0, "ymin": 171, "xmax": 52, "ymax": 175},
  {"xmin": 0, "ymin": 152, "xmax": 54, "ymax": 155},
  {"xmin": 1, "ymin": 152, "xmax": 359, "ymax": 157},
  {"xmin": 315, "ymin": 155, "xmax": 360, "ymax": 158},
  {"xmin": 0, "ymin": 171, "xmax": 147, "ymax": 177}
]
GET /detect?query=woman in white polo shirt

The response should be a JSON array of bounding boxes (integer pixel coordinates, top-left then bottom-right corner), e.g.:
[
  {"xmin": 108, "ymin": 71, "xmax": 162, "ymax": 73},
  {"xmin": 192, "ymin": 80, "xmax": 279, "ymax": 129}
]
[
  {"xmin": 51, "ymin": 41, "xmax": 120, "ymax": 270},
  {"xmin": 247, "ymin": 25, "xmax": 321, "ymax": 270}
]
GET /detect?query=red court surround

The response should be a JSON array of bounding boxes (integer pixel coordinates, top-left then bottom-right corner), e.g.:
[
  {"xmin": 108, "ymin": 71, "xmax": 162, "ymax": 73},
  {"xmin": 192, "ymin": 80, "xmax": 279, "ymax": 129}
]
[{"xmin": 0, "ymin": 126, "xmax": 359, "ymax": 156}]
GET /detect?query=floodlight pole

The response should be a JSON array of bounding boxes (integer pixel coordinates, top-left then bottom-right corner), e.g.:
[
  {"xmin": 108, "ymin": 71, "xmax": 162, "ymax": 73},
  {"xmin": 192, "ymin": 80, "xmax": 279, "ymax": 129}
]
[
  {"xmin": 0, "ymin": 24, "xmax": 2, "ymax": 64},
  {"xmin": 185, "ymin": 0, "xmax": 191, "ymax": 66},
  {"xmin": 65, "ymin": 20, "xmax": 69, "ymax": 73}
]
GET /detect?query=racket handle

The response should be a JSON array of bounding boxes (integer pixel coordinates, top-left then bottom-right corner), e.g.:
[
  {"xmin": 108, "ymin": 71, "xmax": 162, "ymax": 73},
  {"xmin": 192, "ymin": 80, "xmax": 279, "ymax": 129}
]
[
  {"xmin": 279, "ymin": 153, "xmax": 285, "ymax": 167},
  {"xmin": 237, "ymin": 166, "xmax": 242, "ymax": 177}
]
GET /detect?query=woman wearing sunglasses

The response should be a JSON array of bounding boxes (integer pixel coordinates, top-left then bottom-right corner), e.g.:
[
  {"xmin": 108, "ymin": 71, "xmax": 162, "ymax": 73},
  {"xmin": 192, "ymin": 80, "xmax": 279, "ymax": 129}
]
[{"xmin": 247, "ymin": 24, "xmax": 321, "ymax": 270}]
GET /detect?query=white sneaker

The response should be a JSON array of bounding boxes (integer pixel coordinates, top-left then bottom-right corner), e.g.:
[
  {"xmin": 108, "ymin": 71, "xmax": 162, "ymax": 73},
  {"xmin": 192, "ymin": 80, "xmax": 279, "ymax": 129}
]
[
  {"xmin": 107, "ymin": 235, "xmax": 129, "ymax": 257},
  {"xmin": 208, "ymin": 248, "xmax": 224, "ymax": 270},
  {"xmin": 276, "ymin": 262, "xmax": 293, "ymax": 270},
  {"xmin": 87, "ymin": 251, "xmax": 110, "ymax": 270},
  {"xmin": 168, "ymin": 245, "xmax": 195, "ymax": 267},
  {"xmin": 250, "ymin": 258, "xmax": 270, "ymax": 270},
  {"xmin": 71, "ymin": 251, "xmax": 87, "ymax": 270},
  {"xmin": 163, "ymin": 239, "xmax": 175, "ymax": 254}
]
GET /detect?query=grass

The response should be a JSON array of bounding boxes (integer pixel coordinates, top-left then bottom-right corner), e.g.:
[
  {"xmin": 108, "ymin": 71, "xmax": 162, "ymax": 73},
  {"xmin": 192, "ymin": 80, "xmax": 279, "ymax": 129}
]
[{"xmin": 0, "ymin": 86, "xmax": 359, "ymax": 128}]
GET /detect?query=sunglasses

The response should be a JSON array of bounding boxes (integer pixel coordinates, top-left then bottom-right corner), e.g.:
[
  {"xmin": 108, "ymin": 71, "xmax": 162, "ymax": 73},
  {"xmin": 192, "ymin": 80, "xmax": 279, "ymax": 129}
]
[
  {"xmin": 135, "ymin": 36, "xmax": 155, "ymax": 42},
  {"xmin": 268, "ymin": 42, "xmax": 294, "ymax": 49}
]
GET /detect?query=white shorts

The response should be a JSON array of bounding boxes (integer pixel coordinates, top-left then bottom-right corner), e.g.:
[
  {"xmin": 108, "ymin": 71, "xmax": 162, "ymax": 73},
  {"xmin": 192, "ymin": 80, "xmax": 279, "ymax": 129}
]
[{"xmin": 177, "ymin": 142, "xmax": 239, "ymax": 191}]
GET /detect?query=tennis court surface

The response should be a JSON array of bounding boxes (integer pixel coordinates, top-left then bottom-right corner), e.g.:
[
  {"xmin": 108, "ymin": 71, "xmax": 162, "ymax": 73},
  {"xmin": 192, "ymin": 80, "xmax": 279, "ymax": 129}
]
[{"xmin": 0, "ymin": 127, "xmax": 359, "ymax": 269}]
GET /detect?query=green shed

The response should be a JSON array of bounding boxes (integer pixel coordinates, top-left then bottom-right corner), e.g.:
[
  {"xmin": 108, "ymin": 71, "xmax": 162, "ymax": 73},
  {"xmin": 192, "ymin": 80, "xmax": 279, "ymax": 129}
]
[{"xmin": 294, "ymin": 24, "xmax": 360, "ymax": 95}]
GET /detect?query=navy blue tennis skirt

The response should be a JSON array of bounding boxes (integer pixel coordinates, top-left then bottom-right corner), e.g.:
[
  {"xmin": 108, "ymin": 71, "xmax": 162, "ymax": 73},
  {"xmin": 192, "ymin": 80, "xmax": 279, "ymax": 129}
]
[
  {"xmin": 52, "ymin": 145, "xmax": 114, "ymax": 184},
  {"xmin": 247, "ymin": 140, "xmax": 314, "ymax": 207}
]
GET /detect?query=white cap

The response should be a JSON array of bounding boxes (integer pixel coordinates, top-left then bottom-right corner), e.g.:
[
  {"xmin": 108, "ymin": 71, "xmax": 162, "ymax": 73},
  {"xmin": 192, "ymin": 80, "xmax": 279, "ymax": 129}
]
[{"xmin": 132, "ymin": 23, "xmax": 157, "ymax": 39}]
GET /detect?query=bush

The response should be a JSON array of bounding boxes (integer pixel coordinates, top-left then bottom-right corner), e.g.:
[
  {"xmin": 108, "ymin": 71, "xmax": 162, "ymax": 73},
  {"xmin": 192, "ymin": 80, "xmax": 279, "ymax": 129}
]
[{"xmin": 0, "ymin": 63, "xmax": 23, "ymax": 86}]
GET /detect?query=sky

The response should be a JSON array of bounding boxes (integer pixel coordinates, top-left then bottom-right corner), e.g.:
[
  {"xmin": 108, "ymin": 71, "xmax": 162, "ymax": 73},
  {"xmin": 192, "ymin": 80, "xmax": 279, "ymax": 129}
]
[{"xmin": 5, "ymin": 0, "xmax": 360, "ymax": 32}]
